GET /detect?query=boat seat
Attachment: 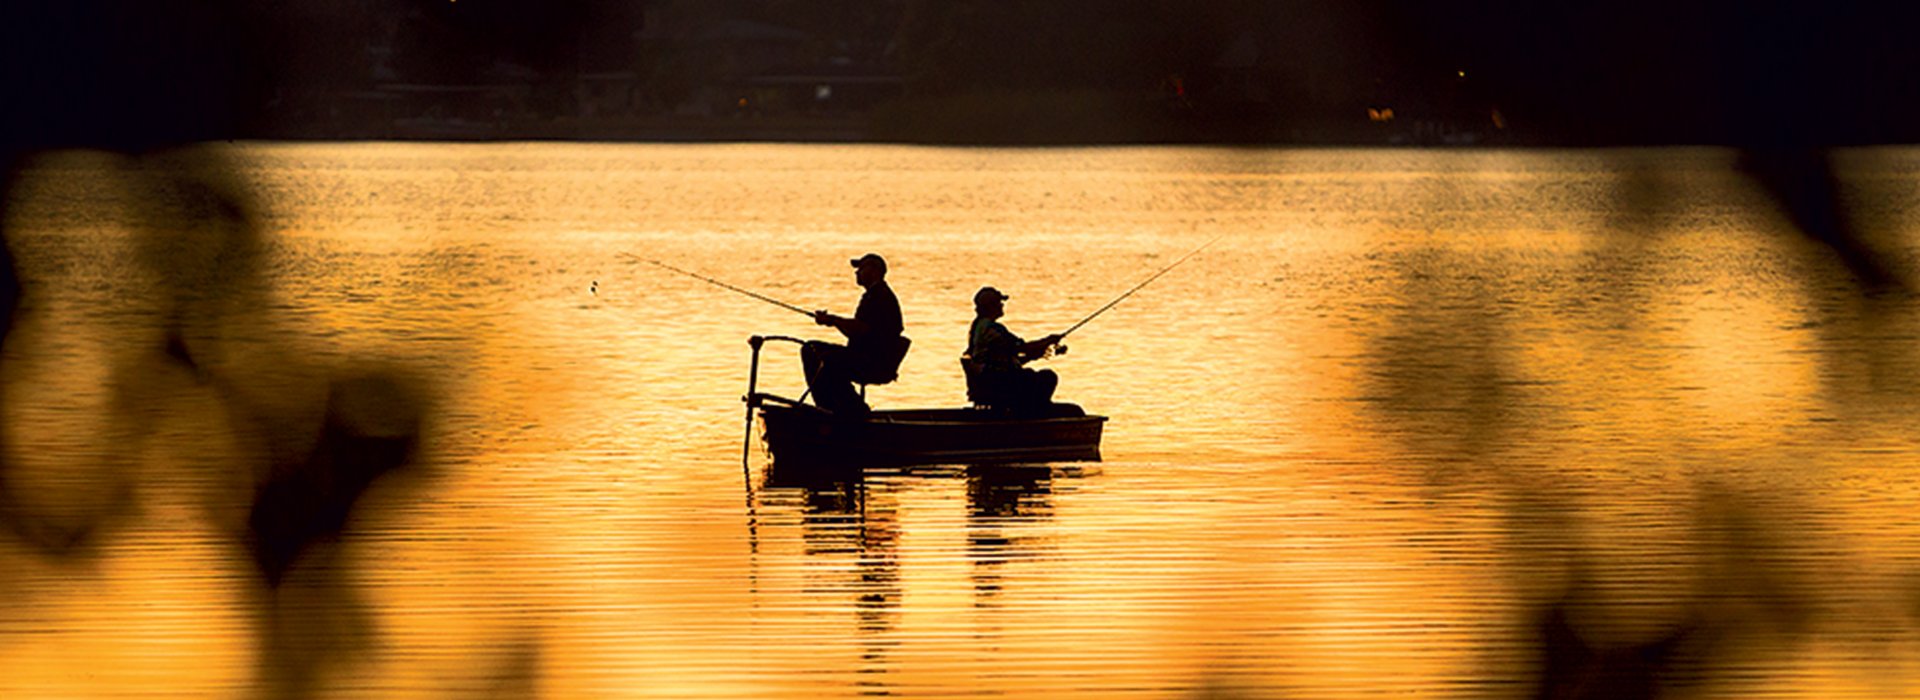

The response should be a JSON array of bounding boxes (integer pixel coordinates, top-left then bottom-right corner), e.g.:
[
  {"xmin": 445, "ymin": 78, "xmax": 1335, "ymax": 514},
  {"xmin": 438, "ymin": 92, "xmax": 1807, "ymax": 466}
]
[
  {"xmin": 855, "ymin": 335, "xmax": 912, "ymax": 397},
  {"xmin": 960, "ymin": 355, "xmax": 1000, "ymax": 408}
]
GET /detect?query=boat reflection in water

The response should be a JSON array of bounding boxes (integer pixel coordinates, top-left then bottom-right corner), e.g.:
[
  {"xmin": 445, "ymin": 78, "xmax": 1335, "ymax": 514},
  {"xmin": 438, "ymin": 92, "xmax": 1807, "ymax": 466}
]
[
  {"xmin": 744, "ymin": 335, "xmax": 1106, "ymax": 468},
  {"xmin": 757, "ymin": 455, "xmax": 1082, "ymax": 694}
]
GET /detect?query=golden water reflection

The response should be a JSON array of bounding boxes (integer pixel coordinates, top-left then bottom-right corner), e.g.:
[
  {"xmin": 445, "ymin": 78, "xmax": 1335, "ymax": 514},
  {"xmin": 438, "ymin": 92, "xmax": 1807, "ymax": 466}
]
[{"xmin": 1, "ymin": 144, "xmax": 1919, "ymax": 697}]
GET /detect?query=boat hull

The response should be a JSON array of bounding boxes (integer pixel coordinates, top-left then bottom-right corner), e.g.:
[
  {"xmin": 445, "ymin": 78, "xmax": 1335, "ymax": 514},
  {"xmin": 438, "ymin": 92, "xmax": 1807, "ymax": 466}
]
[{"xmin": 757, "ymin": 401, "xmax": 1106, "ymax": 467}]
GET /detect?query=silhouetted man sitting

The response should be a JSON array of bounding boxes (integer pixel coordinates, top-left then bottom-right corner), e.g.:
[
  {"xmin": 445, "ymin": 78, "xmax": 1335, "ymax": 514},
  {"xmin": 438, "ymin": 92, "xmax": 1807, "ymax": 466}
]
[
  {"xmin": 963, "ymin": 287, "xmax": 1063, "ymax": 414},
  {"xmin": 804, "ymin": 253, "xmax": 906, "ymax": 415}
]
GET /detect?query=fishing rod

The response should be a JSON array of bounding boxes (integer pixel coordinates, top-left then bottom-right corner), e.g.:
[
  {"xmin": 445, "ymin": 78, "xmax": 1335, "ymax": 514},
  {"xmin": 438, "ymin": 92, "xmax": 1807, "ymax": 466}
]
[
  {"xmin": 625, "ymin": 253, "xmax": 813, "ymax": 317},
  {"xmin": 1058, "ymin": 236, "xmax": 1220, "ymax": 339}
]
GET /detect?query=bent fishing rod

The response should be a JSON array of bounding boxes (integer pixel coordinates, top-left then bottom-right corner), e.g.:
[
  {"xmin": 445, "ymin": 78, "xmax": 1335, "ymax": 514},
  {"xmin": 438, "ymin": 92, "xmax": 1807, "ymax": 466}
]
[
  {"xmin": 1057, "ymin": 235, "xmax": 1220, "ymax": 339},
  {"xmin": 624, "ymin": 253, "xmax": 813, "ymax": 317}
]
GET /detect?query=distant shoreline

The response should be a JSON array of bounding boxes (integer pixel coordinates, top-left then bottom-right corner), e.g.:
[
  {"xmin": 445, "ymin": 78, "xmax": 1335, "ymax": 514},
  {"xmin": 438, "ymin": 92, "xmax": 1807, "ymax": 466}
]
[{"xmin": 237, "ymin": 110, "xmax": 1916, "ymax": 149}]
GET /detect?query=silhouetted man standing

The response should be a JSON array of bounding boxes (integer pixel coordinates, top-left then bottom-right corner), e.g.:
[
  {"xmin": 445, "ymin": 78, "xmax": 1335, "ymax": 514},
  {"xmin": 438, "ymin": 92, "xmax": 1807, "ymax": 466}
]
[{"xmin": 804, "ymin": 253, "xmax": 905, "ymax": 415}]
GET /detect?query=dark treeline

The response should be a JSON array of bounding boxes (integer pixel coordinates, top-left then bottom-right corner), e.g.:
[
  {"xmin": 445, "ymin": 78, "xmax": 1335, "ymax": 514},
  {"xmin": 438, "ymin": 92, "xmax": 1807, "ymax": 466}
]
[
  {"xmin": 1390, "ymin": 2, "xmax": 1920, "ymax": 146},
  {"xmin": 8, "ymin": 1, "xmax": 1920, "ymax": 145},
  {"xmin": 885, "ymin": 1, "xmax": 1920, "ymax": 145}
]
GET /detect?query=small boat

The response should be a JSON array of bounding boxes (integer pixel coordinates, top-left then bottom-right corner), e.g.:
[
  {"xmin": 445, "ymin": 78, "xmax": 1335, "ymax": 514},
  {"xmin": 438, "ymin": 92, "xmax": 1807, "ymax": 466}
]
[
  {"xmin": 753, "ymin": 394, "xmax": 1105, "ymax": 466},
  {"xmin": 742, "ymin": 335, "xmax": 1107, "ymax": 467}
]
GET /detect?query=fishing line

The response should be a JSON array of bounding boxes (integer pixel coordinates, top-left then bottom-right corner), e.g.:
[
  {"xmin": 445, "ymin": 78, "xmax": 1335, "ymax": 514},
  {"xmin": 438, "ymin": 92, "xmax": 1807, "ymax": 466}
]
[{"xmin": 1058, "ymin": 235, "xmax": 1220, "ymax": 339}]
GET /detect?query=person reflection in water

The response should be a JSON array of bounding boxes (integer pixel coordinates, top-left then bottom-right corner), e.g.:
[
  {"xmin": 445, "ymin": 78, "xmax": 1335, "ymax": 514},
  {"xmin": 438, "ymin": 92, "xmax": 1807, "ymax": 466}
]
[
  {"xmin": 964, "ymin": 287, "xmax": 1064, "ymax": 414},
  {"xmin": 804, "ymin": 253, "xmax": 906, "ymax": 416}
]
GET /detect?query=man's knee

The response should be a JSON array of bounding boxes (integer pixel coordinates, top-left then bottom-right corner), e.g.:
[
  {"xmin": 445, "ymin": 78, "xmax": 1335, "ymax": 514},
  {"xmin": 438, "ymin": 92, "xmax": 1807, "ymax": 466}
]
[{"xmin": 803, "ymin": 341, "xmax": 844, "ymax": 375}]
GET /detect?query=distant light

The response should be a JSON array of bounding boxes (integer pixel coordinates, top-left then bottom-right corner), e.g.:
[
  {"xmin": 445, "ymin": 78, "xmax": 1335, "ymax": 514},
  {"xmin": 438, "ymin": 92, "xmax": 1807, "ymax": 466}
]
[
  {"xmin": 1456, "ymin": 70, "xmax": 1466, "ymax": 78},
  {"xmin": 815, "ymin": 85, "xmax": 832, "ymax": 101},
  {"xmin": 737, "ymin": 97, "xmax": 748, "ymax": 108}
]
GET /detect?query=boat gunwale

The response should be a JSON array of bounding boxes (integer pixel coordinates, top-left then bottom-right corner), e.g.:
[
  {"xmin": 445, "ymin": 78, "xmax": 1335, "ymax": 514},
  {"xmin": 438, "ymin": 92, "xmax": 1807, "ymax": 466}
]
[{"xmin": 752, "ymin": 393, "xmax": 1107, "ymax": 428}]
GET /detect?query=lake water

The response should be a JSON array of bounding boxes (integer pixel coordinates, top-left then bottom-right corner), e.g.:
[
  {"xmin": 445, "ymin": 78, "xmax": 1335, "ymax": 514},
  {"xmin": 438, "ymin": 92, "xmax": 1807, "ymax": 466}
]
[{"xmin": 3, "ymin": 143, "xmax": 1920, "ymax": 698}]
